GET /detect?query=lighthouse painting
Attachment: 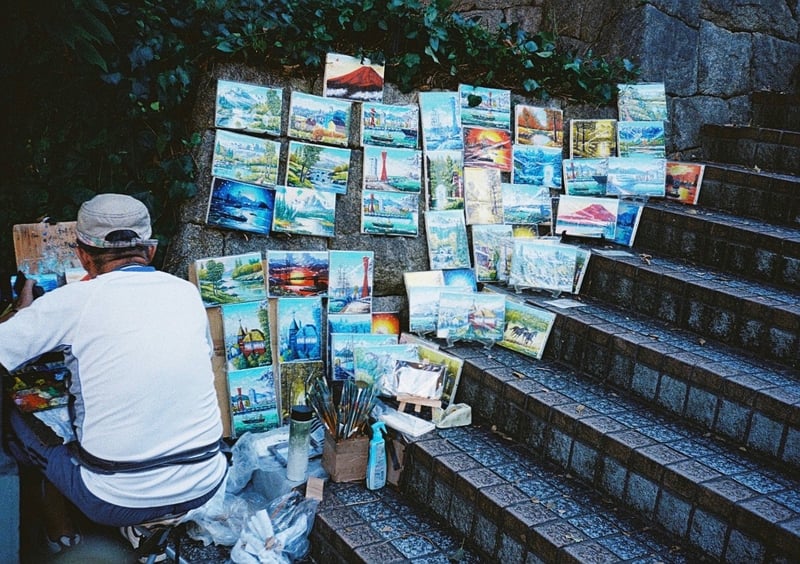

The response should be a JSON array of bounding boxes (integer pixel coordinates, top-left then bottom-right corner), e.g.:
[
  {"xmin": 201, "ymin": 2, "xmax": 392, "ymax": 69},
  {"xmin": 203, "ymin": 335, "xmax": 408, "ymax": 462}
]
[{"xmin": 327, "ymin": 250, "xmax": 374, "ymax": 314}]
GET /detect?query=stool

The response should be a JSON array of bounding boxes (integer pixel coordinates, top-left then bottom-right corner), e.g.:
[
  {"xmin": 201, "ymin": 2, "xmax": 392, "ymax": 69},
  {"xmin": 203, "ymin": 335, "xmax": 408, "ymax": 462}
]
[{"xmin": 124, "ymin": 513, "xmax": 187, "ymax": 564}]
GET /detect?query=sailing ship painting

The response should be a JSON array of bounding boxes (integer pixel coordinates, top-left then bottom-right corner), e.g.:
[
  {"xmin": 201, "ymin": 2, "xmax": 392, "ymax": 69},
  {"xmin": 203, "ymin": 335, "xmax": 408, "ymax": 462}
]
[
  {"xmin": 361, "ymin": 189, "xmax": 419, "ymax": 236},
  {"xmin": 327, "ymin": 250, "xmax": 374, "ymax": 314},
  {"xmin": 363, "ymin": 145, "xmax": 421, "ymax": 192}
]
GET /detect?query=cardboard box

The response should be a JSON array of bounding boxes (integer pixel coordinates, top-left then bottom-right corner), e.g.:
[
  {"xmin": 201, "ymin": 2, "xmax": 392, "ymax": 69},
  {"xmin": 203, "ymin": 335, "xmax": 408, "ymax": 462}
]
[
  {"xmin": 385, "ymin": 436, "xmax": 406, "ymax": 487},
  {"xmin": 322, "ymin": 431, "xmax": 368, "ymax": 482}
]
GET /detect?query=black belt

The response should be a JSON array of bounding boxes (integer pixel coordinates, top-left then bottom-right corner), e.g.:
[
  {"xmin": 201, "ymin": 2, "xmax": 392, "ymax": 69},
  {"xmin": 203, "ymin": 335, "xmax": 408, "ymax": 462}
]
[{"xmin": 69, "ymin": 439, "xmax": 224, "ymax": 475}]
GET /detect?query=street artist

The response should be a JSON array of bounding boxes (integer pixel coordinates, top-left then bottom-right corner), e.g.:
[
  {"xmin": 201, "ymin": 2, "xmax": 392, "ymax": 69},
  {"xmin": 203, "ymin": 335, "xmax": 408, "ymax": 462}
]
[{"xmin": 0, "ymin": 194, "xmax": 227, "ymax": 557}]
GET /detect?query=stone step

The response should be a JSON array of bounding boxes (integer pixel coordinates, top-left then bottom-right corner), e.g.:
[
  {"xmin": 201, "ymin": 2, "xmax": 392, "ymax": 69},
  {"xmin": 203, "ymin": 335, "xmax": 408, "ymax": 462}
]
[
  {"xmin": 445, "ymin": 342, "xmax": 800, "ymax": 562},
  {"xmin": 698, "ymin": 163, "xmax": 800, "ymax": 227},
  {"xmin": 577, "ymin": 247, "xmax": 799, "ymax": 367},
  {"xmin": 402, "ymin": 424, "xmax": 707, "ymax": 563},
  {"xmin": 700, "ymin": 123, "xmax": 800, "ymax": 176},
  {"xmin": 752, "ymin": 92, "xmax": 800, "ymax": 132},
  {"xmin": 519, "ymin": 289, "xmax": 800, "ymax": 469},
  {"xmin": 635, "ymin": 201, "xmax": 800, "ymax": 291}
]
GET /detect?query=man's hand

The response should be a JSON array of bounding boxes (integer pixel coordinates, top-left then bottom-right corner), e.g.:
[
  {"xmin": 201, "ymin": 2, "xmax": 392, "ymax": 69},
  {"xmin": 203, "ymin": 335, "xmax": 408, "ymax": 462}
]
[{"xmin": 0, "ymin": 278, "xmax": 37, "ymax": 322}]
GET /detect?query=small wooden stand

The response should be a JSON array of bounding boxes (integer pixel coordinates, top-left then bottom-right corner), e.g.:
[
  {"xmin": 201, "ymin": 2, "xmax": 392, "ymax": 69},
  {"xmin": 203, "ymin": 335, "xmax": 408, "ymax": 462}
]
[{"xmin": 395, "ymin": 393, "xmax": 442, "ymax": 414}]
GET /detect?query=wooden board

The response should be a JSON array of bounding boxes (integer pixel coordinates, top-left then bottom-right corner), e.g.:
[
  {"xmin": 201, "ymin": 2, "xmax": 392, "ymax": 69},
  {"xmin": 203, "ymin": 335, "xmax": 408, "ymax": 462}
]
[{"xmin": 13, "ymin": 221, "xmax": 83, "ymax": 275}]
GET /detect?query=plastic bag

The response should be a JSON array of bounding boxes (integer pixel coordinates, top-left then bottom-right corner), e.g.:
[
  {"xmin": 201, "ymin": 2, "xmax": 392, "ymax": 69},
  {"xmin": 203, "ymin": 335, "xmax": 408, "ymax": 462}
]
[
  {"xmin": 227, "ymin": 429, "xmax": 289, "ymax": 494},
  {"xmin": 230, "ymin": 490, "xmax": 319, "ymax": 563}
]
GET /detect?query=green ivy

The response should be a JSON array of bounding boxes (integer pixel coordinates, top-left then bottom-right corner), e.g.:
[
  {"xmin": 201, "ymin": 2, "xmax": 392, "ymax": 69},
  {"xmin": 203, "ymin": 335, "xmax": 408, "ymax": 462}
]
[{"xmin": 0, "ymin": 0, "xmax": 638, "ymax": 272}]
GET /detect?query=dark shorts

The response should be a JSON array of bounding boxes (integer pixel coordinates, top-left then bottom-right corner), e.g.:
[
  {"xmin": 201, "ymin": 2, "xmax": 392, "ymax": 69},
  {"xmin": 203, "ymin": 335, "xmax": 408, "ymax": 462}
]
[{"xmin": 7, "ymin": 408, "xmax": 224, "ymax": 527}]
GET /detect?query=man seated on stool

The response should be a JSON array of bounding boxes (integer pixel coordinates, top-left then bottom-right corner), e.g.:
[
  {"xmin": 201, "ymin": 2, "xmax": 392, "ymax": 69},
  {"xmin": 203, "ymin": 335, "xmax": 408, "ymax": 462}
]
[{"xmin": 0, "ymin": 194, "xmax": 227, "ymax": 559}]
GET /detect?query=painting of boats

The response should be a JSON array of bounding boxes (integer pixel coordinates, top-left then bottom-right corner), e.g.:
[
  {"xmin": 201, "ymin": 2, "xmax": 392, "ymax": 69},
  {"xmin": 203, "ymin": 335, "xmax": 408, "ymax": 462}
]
[
  {"xmin": 606, "ymin": 157, "xmax": 666, "ymax": 197},
  {"xmin": 363, "ymin": 145, "xmax": 421, "ymax": 192},
  {"xmin": 458, "ymin": 84, "xmax": 511, "ymax": 130},
  {"xmin": 419, "ymin": 91, "xmax": 463, "ymax": 152},
  {"xmin": 361, "ymin": 102, "xmax": 419, "ymax": 149},
  {"xmin": 206, "ymin": 177, "xmax": 275, "ymax": 234},
  {"xmin": 562, "ymin": 158, "xmax": 608, "ymax": 196},
  {"xmin": 228, "ymin": 365, "xmax": 279, "ymax": 438},
  {"xmin": 361, "ymin": 189, "xmax": 419, "ymax": 236}
]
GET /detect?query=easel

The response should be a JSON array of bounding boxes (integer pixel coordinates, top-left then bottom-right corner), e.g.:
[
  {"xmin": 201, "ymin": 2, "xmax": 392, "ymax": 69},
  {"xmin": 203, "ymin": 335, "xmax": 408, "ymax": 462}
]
[{"xmin": 395, "ymin": 393, "xmax": 441, "ymax": 414}]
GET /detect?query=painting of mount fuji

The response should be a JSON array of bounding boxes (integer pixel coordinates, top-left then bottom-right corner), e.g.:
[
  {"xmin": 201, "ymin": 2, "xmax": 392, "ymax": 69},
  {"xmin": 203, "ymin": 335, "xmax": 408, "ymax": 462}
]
[
  {"xmin": 323, "ymin": 52, "xmax": 385, "ymax": 103},
  {"xmin": 288, "ymin": 91, "xmax": 352, "ymax": 147},
  {"xmin": 206, "ymin": 177, "xmax": 275, "ymax": 234},
  {"xmin": 555, "ymin": 195, "xmax": 619, "ymax": 239},
  {"xmin": 214, "ymin": 79, "xmax": 283, "ymax": 136},
  {"xmin": 363, "ymin": 145, "xmax": 422, "ymax": 192},
  {"xmin": 212, "ymin": 130, "xmax": 280, "ymax": 186},
  {"xmin": 362, "ymin": 102, "xmax": 419, "ymax": 149},
  {"xmin": 272, "ymin": 185, "xmax": 337, "ymax": 238},
  {"xmin": 419, "ymin": 91, "xmax": 463, "ymax": 152},
  {"xmin": 606, "ymin": 157, "xmax": 666, "ymax": 197},
  {"xmin": 458, "ymin": 84, "xmax": 511, "ymax": 130},
  {"xmin": 501, "ymin": 182, "xmax": 552, "ymax": 225},
  {"xmin": 512, "ymin": 144, "xmax": 563, "ymax": 188}
]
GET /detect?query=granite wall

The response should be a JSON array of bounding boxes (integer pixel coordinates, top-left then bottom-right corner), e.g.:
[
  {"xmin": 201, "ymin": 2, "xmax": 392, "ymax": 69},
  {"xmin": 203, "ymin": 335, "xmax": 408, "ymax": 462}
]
[{"xmin": 164, "ymin": 1, "xmax": 800, "ymax": 306}]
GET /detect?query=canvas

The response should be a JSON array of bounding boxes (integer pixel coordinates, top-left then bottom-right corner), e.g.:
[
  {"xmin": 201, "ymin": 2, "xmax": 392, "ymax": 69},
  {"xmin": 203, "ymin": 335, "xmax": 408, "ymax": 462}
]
[
  {"xmin": 390, "ymin": 359, "xmax": 445, "ymax": 400},
  {"xmin": 425, "ymin": 210, "xmax": 471, "ymax": 270},
  {"xmin": 323, "ymin": 52, "xmax": 385, "ymax": 102},
  {"xmin": 613, "ymin": 199, "xmax": 646, "ymax": 247},
  {"xmin": 407, "ymin": 285, "xmax": 443, "ymax": 334},
  {"xmin": 361, "ymin": 188, "xmax": 420, "ymax": 237},
  {"xmin": 328, "ymin": 250, "xmax": 374, "ymax": 314},
  {"xmin": 288, "ymin": 91, "xmax": 352, "ymax": 147},
  {"xmin": 572, "ymin": 247, "xmax": 592, "ymax": 294},
  {"xmin": 555, "ymin": 195, "xmax": 619, "ymax": 239},
  {"xmin": 371, "ymin": 311, "xmax": 401, "ymax": 335},
  {"xmin": 471, "ymin": 223, "xmax": 513, "ymax": 282},
  {"xmin": 266, "ymin": 250, "xmax": 329, "ymax": 297},
  {"xmin": 214, "ymin": 79, "xmax": 283, "ymax": 136},
  {"xmin": 363, "ymin": 145, "xmax": 421, "ymax": 192},
  {"xmin": 278, "ymin": 360, "xmax": 323, "ymax": 423},
  {"xmin": 277, "ymin": 296, "xmax": 323, "ymax": 363},
  {"xmin": 436, "ymin": 290, "xmax": 505, "ymax": 343},
  {"xmin": 272, "ymin": 185, "xmax": 337, "ymax": 238},
  {"xmin": 328, "ymin": 313, "xmax": 372, "ymax": 335},
  {"xmin": 361, "ymin": 102, "xmax": 419, "ymax": 149},
  {"xmin": 330, "ymin": 332, "xmax": 398, "ymax": 380},
  {"xmin": 286, "ymin": 140, "xmax": 351, "ymax": 194},
  {"xmin": 665, "ymin": 161, "xmax": 705, "ymax": 205},
  {"xmin": 569, "ymin": 119, "xmax": 617, "ymax": 159},
  {"xmin": 501, "ymin": 182, "xmax": 552, "ymax": 225},
  {"xmin": 403, "ymin": 270, "xmax": 445, "ymax": 288},
  {"xmin": 458, "ymin": 84, "xmax": 511, "ymax": 130},
  {"xmin": 419, "ymin": 91, "xmax": 463, "ymax": 152},
  {"xmin": 228, "ymin": 365, "xmax": 280, "ymax": 438},
  {"xmin": 499, "ymin": 296, "xmax": 556, "ymax": 360},
  {"xmin": 221, "ymin": 300, "xmax": 272, "ymax": 373},
  {"xmin": 211, "ymin": 130, "xmax": 280, "ymax": 186},
  {"xmin": 463, "ymin": 126, "xmax": 512, "ymax": 171},
  {"xmin": 606, "ymin": 156, "xmax": 666, "ymax": 197},
  {"xmin": 442, "ymin": 267, "xmax": 477, "ymax": 290},
  {"xmin": 463, "ymin": 167, "xmax": 503, "ymax": 224},
  {"xmin": 353, "ymin": 343, "xmax": 418, "ymax": 390},
  {"xmin": 415, "ymin": 343, "xmax": 464, "ymax": 408},
  {"xmin": 617, "ymin": 120, "xmax": 666, "ymax": 158},
  {"xmin": 562, "ymin": 158, "xmax": 609, "ymax": 197},
  {"xmin": 206, "ymin": 177, "xmax": 275, "ymax": 235},
  {"xmin": 508, "ymin": 239, "xmax": 579, "ymax": 293},
  {"xmin": 514, "ymin": 105, "xmax": 564, "ymax": 147},
  {"xmin": 194, "ymin": 252, "xmax": 267, "ymax": 308},
  {"xmin": 617, "ymin": 82, "xmax": 668, "ymax": 122},
  {"xmin": 424, "ymin": 149, "xmax": 464, "ymax": 211},
  {"xmin": 512, "ymin": 144, "xmax": 563, "ymax": 188}
]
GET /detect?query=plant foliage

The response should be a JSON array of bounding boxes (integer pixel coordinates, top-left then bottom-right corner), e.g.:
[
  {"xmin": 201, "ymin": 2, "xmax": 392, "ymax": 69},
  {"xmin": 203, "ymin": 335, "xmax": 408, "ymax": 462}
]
[{"xmin": 0, "ymin": 0, "xmax": 638, "ymax": 271}]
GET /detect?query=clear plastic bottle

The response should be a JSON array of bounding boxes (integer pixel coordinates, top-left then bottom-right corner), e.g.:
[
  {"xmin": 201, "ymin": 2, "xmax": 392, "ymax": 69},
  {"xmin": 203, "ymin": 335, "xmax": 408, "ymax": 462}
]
[{"xmin": 286, "ymin": 405, "xmax": 314, "ymax": 482}]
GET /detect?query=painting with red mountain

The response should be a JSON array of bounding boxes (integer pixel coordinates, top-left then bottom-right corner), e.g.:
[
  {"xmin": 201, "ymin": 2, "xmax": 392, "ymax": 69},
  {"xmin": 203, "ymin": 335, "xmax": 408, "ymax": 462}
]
[
  {"xmin": 555, "ymin": 195, "xmax": 619, "ymax": 239},
  {"xmin": 324, "ymin": 52, "xmax": 385, "ymax": 103}
]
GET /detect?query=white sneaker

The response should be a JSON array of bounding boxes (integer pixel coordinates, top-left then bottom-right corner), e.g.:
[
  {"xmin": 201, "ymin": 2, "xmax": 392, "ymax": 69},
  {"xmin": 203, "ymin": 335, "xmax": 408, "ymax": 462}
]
[{"xmin": 120, "ymin": 525, "xmax": 168, "ymax": 563}]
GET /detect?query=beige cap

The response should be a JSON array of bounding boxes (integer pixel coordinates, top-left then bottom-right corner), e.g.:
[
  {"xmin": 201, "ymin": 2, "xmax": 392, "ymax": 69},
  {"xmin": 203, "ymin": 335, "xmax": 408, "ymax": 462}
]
[{"xmin": 76, "ymin": 194, "xmax": 158, "ymax": 248}]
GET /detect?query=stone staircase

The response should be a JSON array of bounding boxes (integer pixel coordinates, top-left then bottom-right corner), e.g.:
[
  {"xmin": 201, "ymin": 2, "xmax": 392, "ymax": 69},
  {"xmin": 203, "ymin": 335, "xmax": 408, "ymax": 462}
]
[{"xmin": 308, "ymin": 91, "xmax": 800, "ymax": 563}]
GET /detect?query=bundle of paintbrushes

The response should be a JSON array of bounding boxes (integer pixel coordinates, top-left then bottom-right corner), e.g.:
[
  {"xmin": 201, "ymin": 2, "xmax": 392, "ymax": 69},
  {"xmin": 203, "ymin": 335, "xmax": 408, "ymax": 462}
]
[{"xmin": 308, "ymin": 377, "xmax": 379, "ymax": 440}]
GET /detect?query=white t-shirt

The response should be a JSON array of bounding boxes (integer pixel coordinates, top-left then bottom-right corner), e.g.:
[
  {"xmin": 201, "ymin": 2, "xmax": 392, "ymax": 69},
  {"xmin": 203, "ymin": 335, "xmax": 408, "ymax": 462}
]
[{"xmin": 0, "ymin": 268, "xmax": 227, "ymax": 508}]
